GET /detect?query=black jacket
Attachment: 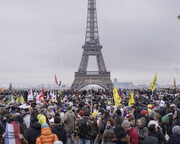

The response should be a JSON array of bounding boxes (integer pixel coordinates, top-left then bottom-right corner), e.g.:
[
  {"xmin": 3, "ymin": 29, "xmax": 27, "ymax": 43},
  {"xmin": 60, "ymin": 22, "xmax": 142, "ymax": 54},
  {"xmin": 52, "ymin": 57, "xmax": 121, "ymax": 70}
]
[
  {"xmin": 144, "ymin": 132, "xmax": 159, "ymax": 144},
  {"xmin": 51, "ymin": 124, "xmax": 67, "ymax": 144},
  {"xmin": 168, "ymin": 134, "xmax": 180, "ymax": 144},
  {"xmin": 23, "ymin": 122, "xmax": 41, "ymax": 144}
]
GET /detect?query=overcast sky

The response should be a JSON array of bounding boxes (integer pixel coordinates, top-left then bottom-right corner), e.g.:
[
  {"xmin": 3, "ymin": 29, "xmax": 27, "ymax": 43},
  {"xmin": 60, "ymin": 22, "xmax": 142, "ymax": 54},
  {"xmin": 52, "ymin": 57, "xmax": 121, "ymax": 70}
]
[{"xmin": 0, "ymin": 0, "xmax": 180, "ymax": 87}]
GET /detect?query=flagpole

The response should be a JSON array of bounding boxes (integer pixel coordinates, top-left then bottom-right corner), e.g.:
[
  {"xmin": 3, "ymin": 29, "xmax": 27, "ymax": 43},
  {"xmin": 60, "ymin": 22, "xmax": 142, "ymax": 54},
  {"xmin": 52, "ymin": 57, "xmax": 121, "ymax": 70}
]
[{"xmin": 90, "ymin": 78, "xmax": 93, "ymax": 113}]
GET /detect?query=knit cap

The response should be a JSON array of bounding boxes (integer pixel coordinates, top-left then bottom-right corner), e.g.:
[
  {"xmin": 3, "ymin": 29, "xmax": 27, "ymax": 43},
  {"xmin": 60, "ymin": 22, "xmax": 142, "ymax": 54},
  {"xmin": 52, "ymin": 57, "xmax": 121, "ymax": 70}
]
[
  {"xmin": 148, "ymin": 120, "xmax": 159, "ymax": 128},
  {"xmin": 54, "ymin": 141, "xmax": 63, "ymax": 144},
  {"xmin": 162, "ymin": 115, "xmax": 169, "ymax": 123},
  {"xmin": 121, "ymin": 120, "xmax": 131, "ymax": 128},
  {"xmin": 41, "ymin": 123, "xmax": 49, "ymax": 129},
  {"xmin": 79, "ymin": 110, "xmax": 84, "ymax": 117},
  {"xmin": 141, "ymin": 110, "xmax": 148, "ymax": 116},
  {"xmin": 172, "ymin": 126, "xmax": 180, "ymax": 134}
]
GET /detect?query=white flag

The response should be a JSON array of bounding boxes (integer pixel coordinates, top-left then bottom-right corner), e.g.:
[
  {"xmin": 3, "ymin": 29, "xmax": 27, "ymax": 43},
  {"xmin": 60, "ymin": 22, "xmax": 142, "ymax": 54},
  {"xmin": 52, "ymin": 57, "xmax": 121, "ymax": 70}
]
[{"xmin": 28, "ymin": 89, "xmax": 33, "ymax": 101}]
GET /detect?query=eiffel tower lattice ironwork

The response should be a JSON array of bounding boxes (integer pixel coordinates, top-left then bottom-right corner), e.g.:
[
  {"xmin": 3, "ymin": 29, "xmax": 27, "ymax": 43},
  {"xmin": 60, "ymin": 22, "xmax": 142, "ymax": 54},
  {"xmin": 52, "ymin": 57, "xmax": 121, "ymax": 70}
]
[{"xmin": 71, "ymin": 0, "xmax": 113, "ymax": 90}]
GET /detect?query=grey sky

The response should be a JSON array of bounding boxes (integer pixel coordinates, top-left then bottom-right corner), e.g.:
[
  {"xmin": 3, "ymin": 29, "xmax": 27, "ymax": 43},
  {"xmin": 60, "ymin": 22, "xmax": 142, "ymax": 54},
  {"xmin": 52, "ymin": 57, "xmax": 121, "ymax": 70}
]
[{"xmin": 0, "ymin": 0, "xmax": 180, "ymax": 87}]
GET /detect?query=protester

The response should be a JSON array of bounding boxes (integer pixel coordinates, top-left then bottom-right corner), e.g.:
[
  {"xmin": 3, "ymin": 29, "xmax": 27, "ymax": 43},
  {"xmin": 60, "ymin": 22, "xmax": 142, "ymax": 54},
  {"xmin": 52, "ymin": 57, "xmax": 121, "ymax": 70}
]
[
  {"xmin": 51, "ymin": 116, "xmax": 67, "ymax": 144},
  {"xmin": 121, "ymin": 120, "xmax": 139, "ymax": 144},
  {"xmin": 36, "ymin": 123, "xmax": 58, "ymax": 144},
  {"xmin": 0, "ymin": 88, "xmax": 179, "ymax": 144}
]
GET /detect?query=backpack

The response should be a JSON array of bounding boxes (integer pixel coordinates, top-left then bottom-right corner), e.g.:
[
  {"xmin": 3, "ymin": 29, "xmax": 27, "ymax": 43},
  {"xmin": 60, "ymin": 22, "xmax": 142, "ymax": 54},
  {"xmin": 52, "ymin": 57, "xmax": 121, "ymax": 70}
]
[{"xmin": 78, "ymin": 119, "xmax": 89, "ymax": 138}]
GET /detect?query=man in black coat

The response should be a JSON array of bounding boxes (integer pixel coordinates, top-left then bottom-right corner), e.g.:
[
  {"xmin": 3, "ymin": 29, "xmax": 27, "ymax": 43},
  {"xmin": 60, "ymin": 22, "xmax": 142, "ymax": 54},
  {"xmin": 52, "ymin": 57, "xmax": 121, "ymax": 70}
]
[
  {"xmin": 23, "ymin": 119, "xmax": 41, "ymax": 144},
  {"xmin": 51, "ymin": 116, "xmax": 67, "ymax": 144},
  {"xmin": 168, "ymin": 125, "xmax": 180, "ymax": 144}
]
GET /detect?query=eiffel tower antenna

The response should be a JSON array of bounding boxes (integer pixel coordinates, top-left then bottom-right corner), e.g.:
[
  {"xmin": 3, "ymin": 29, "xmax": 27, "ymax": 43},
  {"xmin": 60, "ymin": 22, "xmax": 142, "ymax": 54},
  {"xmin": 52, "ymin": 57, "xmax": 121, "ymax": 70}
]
[{"xmin": 71, "ymin": 0, "xmax": 113, "ymax": 90}]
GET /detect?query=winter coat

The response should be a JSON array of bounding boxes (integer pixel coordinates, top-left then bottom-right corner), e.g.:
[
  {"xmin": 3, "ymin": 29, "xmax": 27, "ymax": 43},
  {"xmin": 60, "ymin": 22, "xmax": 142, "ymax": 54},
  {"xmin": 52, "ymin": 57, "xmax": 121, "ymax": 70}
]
[
  {"xmin": 64, "ymin": 110, "xmax": 76, "ymax": 133},
  {"xmin": 51, "ymin": 124, "xmax": 67, "ymax": 144},
  {"xmin": 15, "ymin": 115, "xmax": 27, "ymax": 134},
  {"xmin": 144, "ymin": 132, "xmax": 159, "ymax": 144},
  {"xmin": 168, "ymin": 134, "xmax": 180, "ymax": 144},
  {"xmin": 128, "ymin": 127, "xmax": 139, "ymax": 144},
  {"xmin": 36, "ymin": 127, "xmax": 58, "ymax": 144},
  {"xmin": 24, "ymin": 122, "xmax": 41, "ymax": 144},
  {"xmin": 135, "ymin": 125, "xmax": 148, "ymax": 144},
  {"xmin": 0, "ymin": 120, "xmax": 5, "ymax": 138}
]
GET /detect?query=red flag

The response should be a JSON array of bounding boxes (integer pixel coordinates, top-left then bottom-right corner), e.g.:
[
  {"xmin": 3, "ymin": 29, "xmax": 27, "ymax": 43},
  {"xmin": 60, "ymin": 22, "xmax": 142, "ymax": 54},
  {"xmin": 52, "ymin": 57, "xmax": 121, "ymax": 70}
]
[
  {"xmin": 39, "ymin": 88, "xmax": 44, "ymax": 101},
  {"xmin": 55, "ymin": 74, "xmax": 58, "ymax": 86}
]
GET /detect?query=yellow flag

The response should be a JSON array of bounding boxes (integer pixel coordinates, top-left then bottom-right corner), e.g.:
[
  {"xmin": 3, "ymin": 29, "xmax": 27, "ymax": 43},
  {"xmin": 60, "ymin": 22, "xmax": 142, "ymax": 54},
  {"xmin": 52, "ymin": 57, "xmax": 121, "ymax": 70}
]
[
  {"xmin": 150, "ymin": 73, "xmax": 157, "ymax": 92},
  {"xmin": 92, "ymin": 110, "xmax": 99, "ymax": 118},
  {"xmin": 174, "ymin": 78, "xmax": 176, "ymax": 89},
  {"xmin": 113, "ymin": 87, "xmax": 121, "ymax": 107},
  {"xmin": 15, "ymin": 97, "xmax": 19, "ymax": 103},
  {"xmin": 128, "ymin": 91, "xmax": 135, "ymax": 106},
  {"xmin": 19, "ymin": 96, "xmax": 24, "ymax": 104},
  {"xmin": 55, "ymin": 98, "xmax": 58, "ymax": 103}
]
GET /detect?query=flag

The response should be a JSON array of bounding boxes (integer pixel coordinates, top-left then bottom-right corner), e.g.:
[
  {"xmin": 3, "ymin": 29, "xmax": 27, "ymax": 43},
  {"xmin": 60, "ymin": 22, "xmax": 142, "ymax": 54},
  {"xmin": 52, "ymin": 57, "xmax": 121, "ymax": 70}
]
[
  {"xmin": 9, "ymin": 95, "xmax": 13, "ymax": 104},
  {"xmin": 58, "ymin": 81, "xmax": 61, "ymax": 87},
  {"xmin": 150, "ymin": 73, "xmax": 157, "ymax": 93},
  {"xmin": 15, "ymin": 97, "xmax": 19, "ymax": 103},
  {"xmin": 36, "ymin": 93, "xmax": 41, "ymax": 103},
  {"xmin": 5, "ymin": 123, "xmax": 21, "ymax": 144},
  {"xmin": 113, "ymin": 87, "xmax": 121, "ymax": 107},
  {"xmin": 27, "ymin": 89, "xmax": 33, "ymax": 101},
  {"xmin": 51, "ymin": 91, "xmax": 57, "ymax": 102},
  {"xmin": 19, "ymin": 96, "xmax": 24, "ymax": 104},
  {"xmin": 55, "ymin": 74, "xmax": 58, "ymax": 86},
  {"xmin": 128, "ymin": 91, "xmax": 135, "ymax": 106},
  {"xmin": 39, "ymin": 88, "xmax": 44, "ymax": 101},
  {"xmin": 174, "ymin": 78, "xmax": 176, "ymax": 89}
]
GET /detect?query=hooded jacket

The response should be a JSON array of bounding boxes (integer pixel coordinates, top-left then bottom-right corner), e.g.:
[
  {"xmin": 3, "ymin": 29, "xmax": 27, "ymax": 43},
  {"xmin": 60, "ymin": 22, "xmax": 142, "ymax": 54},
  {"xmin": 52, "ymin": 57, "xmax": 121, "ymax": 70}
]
[
  {"xmin": 36, "ymin": 127, "xmax": 58, "ymax": 144},
  {"xmin": 64, "ymin": 110, "xmax": 76, "ymax": 133},
  {"xmin": 24, "ymin": 122, "xmax": 41, "ymax": 144},
  {"xmin": 51, "ymin": 124, "xmax": 67, "ymax": 144},
  {"xmin": 15, "ymin": 115, "xmax": 27, "ymax": 134}
]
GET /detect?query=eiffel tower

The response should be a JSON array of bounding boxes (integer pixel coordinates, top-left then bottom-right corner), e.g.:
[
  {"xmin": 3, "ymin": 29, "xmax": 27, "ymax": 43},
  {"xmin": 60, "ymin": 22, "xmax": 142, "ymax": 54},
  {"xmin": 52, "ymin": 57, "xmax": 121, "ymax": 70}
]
[{"xmin": 71, "ymin": 0, "xmax": 113, "ymax": 90}]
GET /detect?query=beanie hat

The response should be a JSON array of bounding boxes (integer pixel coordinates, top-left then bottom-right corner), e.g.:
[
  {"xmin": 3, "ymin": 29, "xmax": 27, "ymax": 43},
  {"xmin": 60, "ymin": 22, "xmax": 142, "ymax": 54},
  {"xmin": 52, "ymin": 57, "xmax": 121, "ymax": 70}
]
[
  {"xmin": 79, "ymin": 110, "xmax": 84, "ymax": 117},
  {"xmin": 148, "ymin": 120, "xmax": 159, "ymax": 128},
  {"xmin": 141, "ymin": 110, "xmax": 148, "ymax": 116},
  {"xmin": 162, "ymin": 115, "xmax": 169, "ymax": 123},
  {"xmin": 154, "ymin": 113, "xmax": 162, "ymax": 120},
  {"xmin": 54, "ymin": 141, "xmax": 63, "ymax": 144},
  {"xmin": 172, "ymin": 126, "xmax": 180, "ymax": 134},
  {"xmin": 121, "ymin": 120, "xmax": 131, "ymax": 128},
  {"xmin": 41, "ymin": 123, "xmax": 49, "ymax": 129}
]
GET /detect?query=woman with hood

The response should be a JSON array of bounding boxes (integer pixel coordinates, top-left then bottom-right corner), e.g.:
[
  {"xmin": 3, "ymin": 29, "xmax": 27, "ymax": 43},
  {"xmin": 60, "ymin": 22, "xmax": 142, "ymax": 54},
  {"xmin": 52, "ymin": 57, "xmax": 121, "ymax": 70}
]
[
  {"xmin": 135, "ymin": 118, "xmax": 148, "ymax": 144},
  {"xmin": 15, "ymin": 115, "xmax": 27, "ymax": 134}
]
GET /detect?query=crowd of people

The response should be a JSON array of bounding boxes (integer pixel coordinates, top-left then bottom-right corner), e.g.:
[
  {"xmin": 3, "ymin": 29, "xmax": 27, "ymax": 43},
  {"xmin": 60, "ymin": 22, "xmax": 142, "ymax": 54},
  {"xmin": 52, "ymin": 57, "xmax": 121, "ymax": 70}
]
[{"xmin": 0, "ymin": 88, "xmax": 180, "ymax": 144}]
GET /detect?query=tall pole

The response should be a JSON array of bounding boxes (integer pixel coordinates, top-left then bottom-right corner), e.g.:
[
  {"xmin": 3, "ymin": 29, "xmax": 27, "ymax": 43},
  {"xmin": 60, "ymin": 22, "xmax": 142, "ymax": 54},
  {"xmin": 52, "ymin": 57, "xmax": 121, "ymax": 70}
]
[{"xmin": 90, "ymin": 78, "xmax": 93, "ymax": 113}]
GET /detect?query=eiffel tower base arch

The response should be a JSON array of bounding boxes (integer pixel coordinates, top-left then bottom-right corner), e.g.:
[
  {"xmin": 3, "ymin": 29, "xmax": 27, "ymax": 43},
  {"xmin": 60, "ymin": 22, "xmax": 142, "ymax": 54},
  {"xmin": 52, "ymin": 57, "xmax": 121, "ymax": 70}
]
[{"xmin": 71, "ymin": 72, "xmax": 113, "ymax": 90}]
